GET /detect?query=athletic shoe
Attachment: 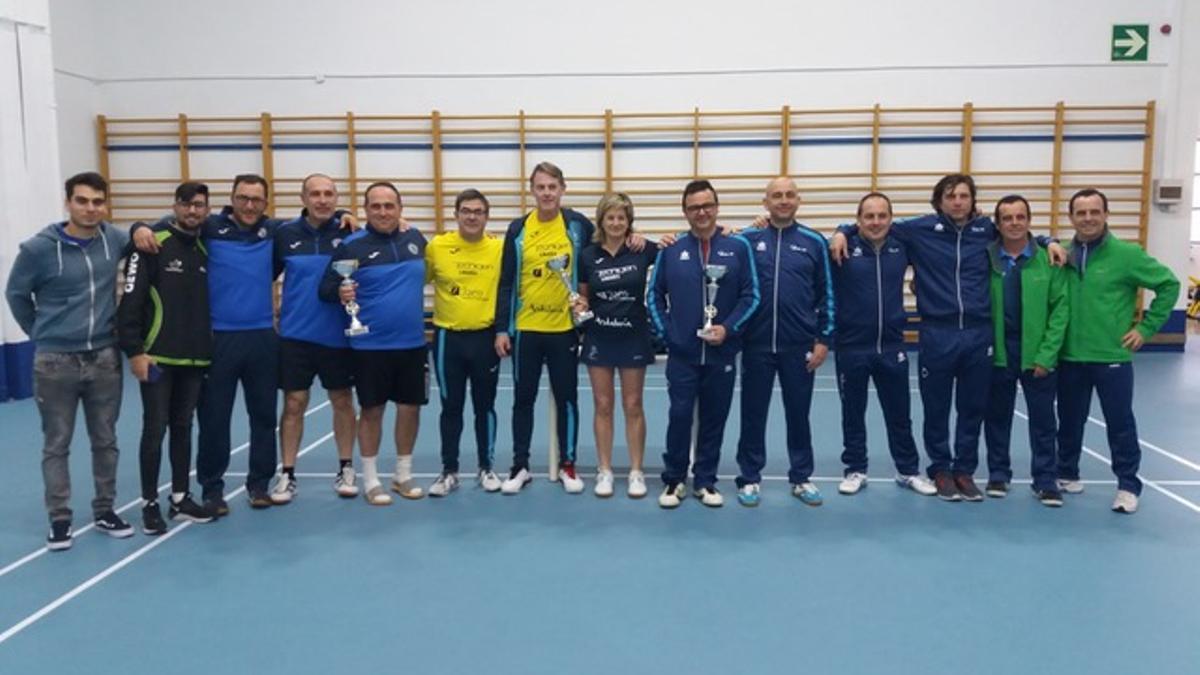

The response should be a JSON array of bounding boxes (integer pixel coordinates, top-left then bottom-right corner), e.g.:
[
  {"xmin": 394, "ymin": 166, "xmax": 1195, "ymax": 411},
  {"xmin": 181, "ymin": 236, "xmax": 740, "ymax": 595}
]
[
  {"xmin": 94, "ymin": 511, "xmax": 134, "ymax": 538},
  {"xmin": 248, "ymin": 489, "xmax": 273, "ymax": 509},
  {"xmin": 694, "ymin": 486, "xmax": 724, "ymax": 508},
  {"xmin": 1112, "ymin": 490, "xmax": 1138, "ymax": 514},
  {"xmin": 838, "ymin": 472, "xmax": 868, "ymax": 495},
  {"xmin": 1057, "ymin": 479, "xmax": 1085, "ymax": 495},
  {"xmin": 169, "ymin": 494, "xmax": 214, "ymax": 523},
  {"xmin": 203, "ymin": 495, "xmax": 230, "ymax": 518},
  {"xmin": 429, "ymin": 472, "xmax": 460, "ymax": 498},
  {"xmin": 270, "ymin": 473, "xmax": 297, "ymax": 505},
  {"xmin": 985, "ymin": 481, "xmax": 1009, "ymax": 499},
  {"xmin": 933, "ymin": 472, "xmax": 961, "ymax": 502},
  {"xmin": 658, "ymin": 482, "xmax": 686, "ymax": 509},
  {"xmin": 478, "ymin": 469, "xmax": 502, "ymax": 493},
  {"xmin": 560, "ymin": 464, "xmax": 585, "ymax": 494},
  {"xmin": 142, "ymin": 502, "xmax": 167, "ymax": 536},
  {"xmin": 1035, "ymin": 488, "xmax": 1064, "ymax": 508},
  {"xmin": 364, "ymin": 483, "xmax": 392, "ymax": 506},
  {"xmin": 46, "ymin": 521, "xmax": 72, "ymax": 551},
  {"xmin": 737, "ymin": 483, "xmax": 761, "ymax": 507},
  {"xmin": 501, "ymin": 467, "xmax": 532, "ymax": 495},
  {"xmin": 334, "ymin": 465, "xmax": 359, "ymax": 498},
  {"xmin": 594, "ymin": 469, "xmax": 614, "ymax": 498},
  {"xmin": 390, "ymin": 479, "xmax": 425, "ymax": 500},
  {"xmin": 627, "ymin": 471, "xmax": 647, "ymax": 499},
  {"xmin": 792, "ymin": 482, "xmax": 823, "ymax": 506},
  {"xmin": 895, "ymin": 474, "xmax": 937, "ymax": 496},
  {"xmin": 955, "ymin": 476, "xmax": 984, "ymax": 502}
]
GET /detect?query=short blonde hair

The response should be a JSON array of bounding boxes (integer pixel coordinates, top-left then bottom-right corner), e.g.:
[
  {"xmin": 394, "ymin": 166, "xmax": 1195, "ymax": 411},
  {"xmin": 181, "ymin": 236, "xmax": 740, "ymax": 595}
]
[{"xmin": 593, "ymin": 193, "xmax": 635, "ymax": 243}]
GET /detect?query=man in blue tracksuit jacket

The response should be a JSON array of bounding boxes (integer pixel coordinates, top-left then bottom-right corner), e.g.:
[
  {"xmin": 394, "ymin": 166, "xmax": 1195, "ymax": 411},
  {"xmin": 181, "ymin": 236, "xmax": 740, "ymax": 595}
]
[
  {"xmin": 831, "ymin": 174, "xmax": 1064, "ymax": 502},
  {"xmin": 832, "ymin": 193, "xmax": 935, "ymax": 498},
  {"xmin": 649, "ymin": 180, "xmax": 759, "ymax": 509},
  {"xmin": 734, "ymin": 177, "xmax": 833, "ymax": 508}
]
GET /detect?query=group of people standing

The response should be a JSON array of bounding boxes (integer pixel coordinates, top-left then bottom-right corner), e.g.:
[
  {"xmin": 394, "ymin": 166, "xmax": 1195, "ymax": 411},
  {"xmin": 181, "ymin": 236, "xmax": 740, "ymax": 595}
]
[{"xmin": 5, "ymin": 162, "xmax": 1180, "ymax": 551}]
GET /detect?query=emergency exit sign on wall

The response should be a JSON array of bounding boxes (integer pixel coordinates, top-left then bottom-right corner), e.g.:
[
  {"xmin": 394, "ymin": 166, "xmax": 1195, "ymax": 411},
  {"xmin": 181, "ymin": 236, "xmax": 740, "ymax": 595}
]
[{"xmin": 1112, "ymin": 25, "xmax": 1149, "ymax": 61}]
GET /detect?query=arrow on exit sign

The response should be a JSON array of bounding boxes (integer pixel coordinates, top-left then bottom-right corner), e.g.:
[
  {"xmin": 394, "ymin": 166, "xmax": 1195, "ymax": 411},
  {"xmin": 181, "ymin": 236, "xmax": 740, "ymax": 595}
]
[{"xmin": 1112, "ymin": 25, "xmax": 1148, "ymax": 61}]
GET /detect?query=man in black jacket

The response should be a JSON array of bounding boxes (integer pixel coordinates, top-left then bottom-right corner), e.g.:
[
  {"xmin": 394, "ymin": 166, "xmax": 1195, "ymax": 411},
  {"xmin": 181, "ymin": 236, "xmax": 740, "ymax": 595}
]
[{"xmin": 117, "ymin": 182, "xmax": 217, "ymax": 534}]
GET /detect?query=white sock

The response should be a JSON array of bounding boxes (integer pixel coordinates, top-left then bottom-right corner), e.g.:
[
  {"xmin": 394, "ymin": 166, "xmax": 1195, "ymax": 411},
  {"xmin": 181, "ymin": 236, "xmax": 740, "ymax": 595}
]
[
  {"xmin": 396, "ymin": 455, "xmax": 413, "ymax": 484},
  {"xmin": 362, "ymin": 456, "xmax": 380, "ymax": 487},
  {"xmin": 170, "ymin": 492, "xmax": 185, "ymax": 505}
]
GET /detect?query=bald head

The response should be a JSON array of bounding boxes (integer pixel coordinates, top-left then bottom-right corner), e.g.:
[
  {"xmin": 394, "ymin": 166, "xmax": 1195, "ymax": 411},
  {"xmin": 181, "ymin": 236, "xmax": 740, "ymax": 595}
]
[
  {"xmin": 764, "ymin": 176, "xmax": 800, "ymax": 227},
  {"xmin": 301, "ymin": 173, "xmax": 338, "ymax": 225}
]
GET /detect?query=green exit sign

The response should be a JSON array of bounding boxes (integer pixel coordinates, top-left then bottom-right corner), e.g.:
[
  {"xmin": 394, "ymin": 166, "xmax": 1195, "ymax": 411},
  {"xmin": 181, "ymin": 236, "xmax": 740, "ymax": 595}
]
[{"xmin": 1112, "ymin": 25, "xmax": 1149, "ymax": 61}]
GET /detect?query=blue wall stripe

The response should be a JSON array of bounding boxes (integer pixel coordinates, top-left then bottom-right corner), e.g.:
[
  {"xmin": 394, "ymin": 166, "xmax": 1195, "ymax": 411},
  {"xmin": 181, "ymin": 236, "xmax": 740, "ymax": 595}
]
[{"xmin": 105, "ymin": 132, "xmax": 1146, "ymax": 154}]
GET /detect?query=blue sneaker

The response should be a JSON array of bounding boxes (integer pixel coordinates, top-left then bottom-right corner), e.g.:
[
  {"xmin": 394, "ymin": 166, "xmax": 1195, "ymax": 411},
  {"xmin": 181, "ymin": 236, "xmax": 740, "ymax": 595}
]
[
  {"xmin": 791, "ymin": 482, "xmax": 823, "ymax": 507},
  {"xmin": 737, "ymin": 483, "xmax": 761, "ymax": 507}
]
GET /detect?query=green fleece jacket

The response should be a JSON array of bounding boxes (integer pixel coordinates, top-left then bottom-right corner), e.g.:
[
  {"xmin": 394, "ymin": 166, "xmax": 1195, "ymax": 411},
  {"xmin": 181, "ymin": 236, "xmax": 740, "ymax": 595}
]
[
  {"xmin": 1061, "ymin": 230, "xmax": 1180, "ymax": 363},
  {"xmin": 988, "ymin": 241, "xmax": 1070, "ymax": 370}
]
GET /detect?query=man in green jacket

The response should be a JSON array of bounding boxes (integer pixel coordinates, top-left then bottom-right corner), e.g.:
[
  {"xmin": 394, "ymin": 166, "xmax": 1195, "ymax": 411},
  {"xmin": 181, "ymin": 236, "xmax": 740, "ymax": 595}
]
[
  {"xmin": 982, "ymin": 196, "xmax": 1069, "ymax": 506},
  {"xmin": 1056, "ymin": 188, "xmax": 1180, "ymax": 514}
]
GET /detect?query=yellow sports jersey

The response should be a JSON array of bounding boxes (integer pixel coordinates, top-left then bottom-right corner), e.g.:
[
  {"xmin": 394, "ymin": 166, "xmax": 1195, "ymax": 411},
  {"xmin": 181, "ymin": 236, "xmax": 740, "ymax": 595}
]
[
  {"xmin": 425, "ymin": 231, "xmax": 503, "ymax": 330},
  {"xmin": 515, "ymin": 211, "xmax": 574, "ymax": 332}
]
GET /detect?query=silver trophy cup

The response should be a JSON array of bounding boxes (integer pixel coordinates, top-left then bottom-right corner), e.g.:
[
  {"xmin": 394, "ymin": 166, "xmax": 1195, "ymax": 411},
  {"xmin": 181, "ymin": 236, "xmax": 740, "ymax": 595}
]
[
  {"xmin": 546, "ymin": 254, "xmax": 593, "ymax": 326},
  {"xmin": 331, "ymin": 259, "xmax": 369, "ymax": 337},
  {"xmin": 697, "ymin": 264, "xmax": 727, "ymax": 338}
]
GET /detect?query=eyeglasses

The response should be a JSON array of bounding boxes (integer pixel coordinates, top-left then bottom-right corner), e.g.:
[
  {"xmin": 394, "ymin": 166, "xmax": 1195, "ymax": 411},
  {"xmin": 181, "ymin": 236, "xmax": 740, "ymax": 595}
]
[
  {"xmin": 684, "ymin": 202, "xmax": 718, "ymax": 215},
  {"xmin": 457, "ymin": 208, "xmax": 487, "ymax": 218},
  {"xmin": 233, "ymin": 195, "xmax": 266, "ymax": 206},
  {"xmin": 176, "ymin": 200, "xmax": 208, "ymax": 210}
]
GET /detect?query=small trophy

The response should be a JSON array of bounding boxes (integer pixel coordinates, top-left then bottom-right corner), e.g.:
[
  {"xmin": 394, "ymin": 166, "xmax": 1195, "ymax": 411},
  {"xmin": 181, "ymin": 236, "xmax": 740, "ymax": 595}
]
[
  {"xmin": 697, "ymin": 264, "xmax": 727, "ymax": 338},
  {"xmin": 331, "ymin": 259, "xmax": 369, "ymax": 336},
  {"xmin": 546, "ymin": 254, "xmax": 593, "ymax": 326}
]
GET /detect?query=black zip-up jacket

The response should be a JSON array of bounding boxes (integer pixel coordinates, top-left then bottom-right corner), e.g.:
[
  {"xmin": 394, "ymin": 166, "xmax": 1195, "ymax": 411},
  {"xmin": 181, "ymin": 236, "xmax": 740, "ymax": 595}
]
[{"xmin": 117, "ymin": 222, "xmax": 213, "ymax": 366}]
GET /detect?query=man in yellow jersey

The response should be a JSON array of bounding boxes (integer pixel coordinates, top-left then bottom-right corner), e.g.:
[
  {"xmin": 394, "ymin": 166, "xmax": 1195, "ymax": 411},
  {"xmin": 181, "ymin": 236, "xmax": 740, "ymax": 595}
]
[
  {"xmin": 494, "ymin": 162, "xmax": 595, "ymax": 494},
  {"xmin": 426, "ymin": 189, "xmax": 504, "ymax": 496}
]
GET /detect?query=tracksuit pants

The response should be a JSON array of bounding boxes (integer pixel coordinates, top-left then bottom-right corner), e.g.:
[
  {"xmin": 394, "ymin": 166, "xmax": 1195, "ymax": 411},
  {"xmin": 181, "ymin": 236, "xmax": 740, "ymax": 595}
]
[
  {"xmin": 1056, "ymin": 361, "xmax": 1142, "ymax": 495},
  {"xmin": 736, "ymin": 349, "xmax": 817, "ymax": 486},
  {"xmin": 197, "ymin": 329, "xmax": 279, "ymax": 498},
  {"xmin": 918, "ymin": 323, "xmax": 993, "ymax": 478},
  {"xmin": 138, "ymin": 365, "xmax": 205, "ymax": 500},
  {"xmin": 433, "ymin": 327, "xmax": 499, "ymax": 473},
  {"xmin": 511, "ymin": 330, "xmax": 578, "ymax": 470},
  {"xmin": 662, "ymin": 355, "xmax": 737, "ymax": 489},
  {"xmin": 835, "ymin": 348, "xmax": 921, "ymax": 477},
  {"xmin": 983, "ymin": 365, "xmax": 1058, "ymax": 491}
]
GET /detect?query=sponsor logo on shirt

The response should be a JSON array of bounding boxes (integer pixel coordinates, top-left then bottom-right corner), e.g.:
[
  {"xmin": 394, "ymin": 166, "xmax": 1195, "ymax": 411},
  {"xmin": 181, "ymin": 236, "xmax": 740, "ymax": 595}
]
[
  {"xmin": 852, "ymin": 247, "xmax": 863, "ymax": 257},
  {"xmin": 680, "ymin": 251, "xmax": 690, "ymax": 261},
  {"xmin": 596, "ymin": 264, "xmax": 637, "ymax": 283},
  {"xmin": 289, "ymin": 241, "xmax": 302, "ymax": 249},
  {"xmin": 716, "ymin": 250, "xmax": 734, "ymax": 257},
  {"xmin": 595, "ymin": 316, "xmax": 633, "ymax": 328},
  {"xmin": 789, "ymin": 244, "xmax": 807, "ymax": 252},
  {"xmin": 756, "ymin": 241, "xmax": 767, "ymax": 252},
  {"xmin": 407, "ymin": 243, "xmax": 419, "ymax": 255},
  {"xmin": 897, "ymin": 351, "xmax": 906, "ymax": 363},
  {"xmin": 933, "ymin": 224, "xmax": 944, "ymax": 232},
  {"xmin": 218, "ymin": 227, "xmax": 232, "ymax": 235},
  {"xmin": 165, "ymin": 259, "xmax": 184, "ymax": 273},
  {"xmin": 368, "ymin": 251, "xmax": 381, "ymax": 259},
  {"xmin": 257, "ymin": 227, "xmax": 268, "ymax": 239}
]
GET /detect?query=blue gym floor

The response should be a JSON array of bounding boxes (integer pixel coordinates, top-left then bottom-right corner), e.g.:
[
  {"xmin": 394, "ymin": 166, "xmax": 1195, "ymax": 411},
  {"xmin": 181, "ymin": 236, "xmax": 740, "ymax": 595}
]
[{"xmin": 1, "ymin": 345, "xmax": 1198, "ymax": 674}]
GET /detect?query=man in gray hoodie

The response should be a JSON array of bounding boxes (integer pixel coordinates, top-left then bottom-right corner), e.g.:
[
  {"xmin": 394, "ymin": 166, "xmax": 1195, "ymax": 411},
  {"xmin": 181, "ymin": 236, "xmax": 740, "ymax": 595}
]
[{"xmin": 6, "ymin": 172, "xmax": 135, "ymax": 551}]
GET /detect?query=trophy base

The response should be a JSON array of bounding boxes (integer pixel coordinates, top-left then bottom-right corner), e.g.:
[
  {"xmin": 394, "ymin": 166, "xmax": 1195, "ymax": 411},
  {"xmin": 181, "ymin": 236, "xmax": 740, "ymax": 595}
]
[
  {"xmin": 574, "ymin": 311, "xmax": 594, "ymax": 326},
  {"xmin": 696, "ymin": 327, "xmax": 714, "ymax": 339},
  {"xmin": 345, "ymin": 325, "xmax": 370, "ymax": 337}
]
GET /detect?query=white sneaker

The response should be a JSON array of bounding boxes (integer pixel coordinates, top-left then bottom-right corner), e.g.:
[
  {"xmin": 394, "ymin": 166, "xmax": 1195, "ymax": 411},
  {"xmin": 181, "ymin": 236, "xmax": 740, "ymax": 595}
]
[
  {"xmin": 838, "ymin": 472, "xmax": 868, "ymax": 495},
  {"xmin": 658, "ymin": 482, "xmax": 686, "ymax": 509},
  {"xmin": 390, "ymin": 478, "xmax": 425, "ymax": 500},
  {"xmin": 429, "ymin": 472, "xmax": 459, "ymax": 498},
  {"xmin": 594, "ymin": 469, "xmax": 614, "ymax": 498},
  {"xmin": 478, "ymin": 469, "xmax": 502, "ymax": 493},
  {"xmin": 694, "ymin": 486, "xmax": 724, "ymax": 508},
  {"xmin": 501, "ymin": 468, "xmax": 532, "ymax": 495},
  {"xmin": 1058, "ymin": 479, "xmax": 1085, "ymax": 495},
  {"xmin": 334, "ymin": 464, "xmax": 359, "ymax": 498},
  {"xmin": 895, "ymin": 474, "xmax": 937, "ymax": 496},
  {"xmin": 270, "ymin": 473, "xmax": 296, "ymax": 505},
  {"xmin": 560, "ymin": 465, "xmax": 585, "ymax": 494},
  {"xmin": 627, "ymin": 470, "xmax": 647, "ymax": 499},
  {"xmin": 1112, "ymin": 490, "xmax": 1138, "ymax": 514},
  {"xmin": 363, "ymin": 483, "xmax": 392, "ymax": 506}
]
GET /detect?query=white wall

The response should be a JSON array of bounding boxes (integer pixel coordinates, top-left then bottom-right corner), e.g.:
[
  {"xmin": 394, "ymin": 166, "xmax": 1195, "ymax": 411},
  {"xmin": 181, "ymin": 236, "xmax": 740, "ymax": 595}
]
[{"xmin": 46, "ymin": 0, "xmax": 1200, "ymax": 305}]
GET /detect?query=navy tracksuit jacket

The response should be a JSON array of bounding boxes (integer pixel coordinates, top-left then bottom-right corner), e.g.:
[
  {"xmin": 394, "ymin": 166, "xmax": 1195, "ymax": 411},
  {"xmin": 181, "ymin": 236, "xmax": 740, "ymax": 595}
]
[
  {"xmin": 648, "ymin": 231, "xmax": 759, "ymax": 488},
  {"xmin": 736, "ymin": 222, "xmax": 834, "ymax": 486}
]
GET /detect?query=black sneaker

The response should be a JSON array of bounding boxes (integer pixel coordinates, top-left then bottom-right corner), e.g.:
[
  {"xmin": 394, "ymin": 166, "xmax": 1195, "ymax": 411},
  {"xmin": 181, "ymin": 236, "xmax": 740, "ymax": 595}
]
[
  {"xmin": 169, "ymin": 494, "xmax": 215, "ymax": 523},
  {"xmin": 934, "ymin": 472, "xmax": 961, "ymax": 502},
  {"xmin": 142, "ymin": 502, "xmax": 167, "ymax": 536},
  {"xmin": 46, "ymin": 520, "xmax": 72, "ymax": 551},
  {"xmin": 247, "ymin": 489, "xmax": 273, "ymax": 509},
  {"xmin": 203, "ymin": 495, "xmax": 230, "ymax": 518},
  {"xmin": 94, "ymin": 511, "xmax": 134, "ymax": 538},
  {"xmin": 1036, "ymin": 488, "xmax": 1064, "ymax": 508},
  {"xmin": 955, "ymin": 475, "xmax": 984, "ymax": 502},
  {"xmin": 985, "ymin": 481, "xmax": 1009, "ymax": 498}
]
